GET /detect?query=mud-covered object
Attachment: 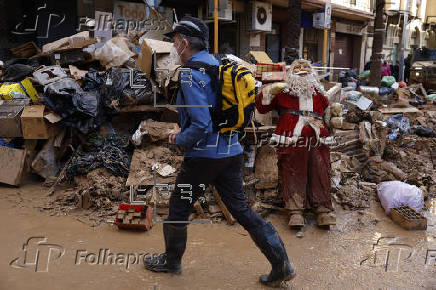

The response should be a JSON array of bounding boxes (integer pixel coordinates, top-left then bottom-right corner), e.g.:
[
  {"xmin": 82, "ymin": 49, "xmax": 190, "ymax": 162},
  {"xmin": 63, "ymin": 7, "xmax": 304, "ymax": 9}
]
[
  {"xmin": 43, "ymin": 78, "xmax": 103, "ymax": 134},
  {"xmin": 66, "ymin": 134, "xmax": 130, "ymax": 178},
  {"xmin": 101, "ymin": 68, "xmax": 153, "ymax": 111}
]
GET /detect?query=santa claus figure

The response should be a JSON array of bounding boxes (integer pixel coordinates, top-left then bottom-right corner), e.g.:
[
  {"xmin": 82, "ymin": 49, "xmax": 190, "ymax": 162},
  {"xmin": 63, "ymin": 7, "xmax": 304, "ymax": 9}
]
[{"xmin": 256, "ymin": 59, "xmax": 336, "ymax": 228}]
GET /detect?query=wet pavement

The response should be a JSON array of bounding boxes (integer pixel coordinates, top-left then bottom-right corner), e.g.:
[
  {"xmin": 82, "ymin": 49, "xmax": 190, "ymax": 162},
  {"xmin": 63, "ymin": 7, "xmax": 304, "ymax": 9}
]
[{"xmin": 0, "ymin": 182, "xmax": 435, "ymax": 289}]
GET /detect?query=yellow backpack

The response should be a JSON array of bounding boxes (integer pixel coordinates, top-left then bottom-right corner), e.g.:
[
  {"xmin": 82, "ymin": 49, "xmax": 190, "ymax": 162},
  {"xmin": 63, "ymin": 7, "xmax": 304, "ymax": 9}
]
[{"xmin": 183, "ymin": 60, "xmax": 256, "ymax": 135}]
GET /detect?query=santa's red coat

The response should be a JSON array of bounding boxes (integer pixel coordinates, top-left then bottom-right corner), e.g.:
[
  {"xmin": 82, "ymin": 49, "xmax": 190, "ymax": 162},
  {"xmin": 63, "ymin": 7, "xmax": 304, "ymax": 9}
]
[
  {"xmin": 256, "ymin": 89, "xmax": 333, "ymax": 211},
  {"xmin": 255, "ymin": 90, "xmax": 330, "ymax": 139}
]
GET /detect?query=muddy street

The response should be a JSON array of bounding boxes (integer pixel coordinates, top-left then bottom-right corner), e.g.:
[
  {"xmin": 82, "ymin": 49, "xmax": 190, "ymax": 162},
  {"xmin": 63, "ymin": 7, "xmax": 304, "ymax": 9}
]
[{"xmin": 0, "ymin": 179, "xmax": 435, "ymax": 290}]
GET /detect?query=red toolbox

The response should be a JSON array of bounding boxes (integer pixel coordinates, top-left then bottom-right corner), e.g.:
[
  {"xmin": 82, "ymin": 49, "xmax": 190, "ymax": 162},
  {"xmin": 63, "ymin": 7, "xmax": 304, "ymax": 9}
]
[{"xmin": 115, "ymin": 204, "xmax": 153, "ymax": 231}]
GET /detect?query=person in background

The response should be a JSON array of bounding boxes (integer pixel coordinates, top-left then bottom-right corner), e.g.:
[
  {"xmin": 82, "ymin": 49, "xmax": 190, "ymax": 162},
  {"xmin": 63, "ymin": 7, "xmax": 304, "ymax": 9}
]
[
  {"xmin": 381, "ymin": 61, "xmax": 392, "ymax": 77},
  {"xmin": 404, "ymin": 54, "xmax": 412, "ymax": 83},
  {"xmin": 364, "ymin": 61, "xmax": 371, "ymax": 71},
  {"xmin": 392, "ymin": 61, "xmax": 400, "ymax": 81}
]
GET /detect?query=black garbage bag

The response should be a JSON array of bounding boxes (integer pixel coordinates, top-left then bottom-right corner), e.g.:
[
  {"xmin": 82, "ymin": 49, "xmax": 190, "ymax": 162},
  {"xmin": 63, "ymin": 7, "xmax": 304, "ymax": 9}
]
[
  {"xmin": 0, "ymin": 64, "xmax": 35, "ymax": 82},
  {"xmin": 410, "ymin": 126, "xmax": 435, "ymax": 137},
  {"xmin": 101, "ymin": 67, "xmax": 153, "ymax": 111},
  {"xmin": 81, "ymin": 68, "xmax": 106, "ymax": 92},
  {"xmin": 346, "ymin": 68, "xmax": 358, "ymax": 79},
  {"xmin": 378, "ymin": 87, "xmax": 395, "ymax": 96},
  {"xmin": 43, "ymin": 78, "xmax": 104, "ymax": 134},
  {"xmin": 409, "ymin": 96, "xmax": 426, "ymax": 107},
  {"xmin": 66, "ymin": 133, "xmax": 130, "ymax": 178}
]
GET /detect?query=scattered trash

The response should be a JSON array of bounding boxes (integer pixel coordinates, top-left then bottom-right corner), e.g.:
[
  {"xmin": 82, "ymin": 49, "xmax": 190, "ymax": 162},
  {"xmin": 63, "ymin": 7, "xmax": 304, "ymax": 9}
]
[
  {"xmin": 0, "ymin": 78, "xmax": 38, "ymax": 101},
  {"xmin": 94, "ymin": 36, "xmax": 135, "ymax": 69},
  {"xmin": 386, "ymin": 114, "xmax": 410, "ymax": 140},
  {"xmin": 359, "ymin": 86, "xmax": 379, "ymax": 96},
  {"xmin": 410, "ymin": 125, "xmax": 434, "ymax": 137},
  {"xmin": 101, "ymin": 67, "xmax": 153, "ymax": 111},
  {"xmin": 390, "ymin": 205, "xmax": 427, "ymax": 230},
  {"xmin": 0, "ymin": 64, "xmax": 35, "ymax": 82},
  {"xmin": 115, "ymin": 205, "xmax": 153, "ymax": 231},
  {"xmin": 33, "ymin": 65, "xmax": 68, "ymax": 85},
  {"xmin": 66, "ymin": 134, "xmax": 131, "ymax": 178},
  {"xmin": 381, "ymin": 76, "xmax": 396, "ymax": 88},
  {"xmin": 31, "ymin": 138, "xmax": 59, "ymax": 178},
  {"xmin": 0, "ymin": 99, "xmax": 29, "ymax": 137},
  {"xmin": 0, "ymin": 145, "xmax": 27, "ymax": 185},
  {"xmin": 356, "ymin": 96, "xmax": 373, "ymax": 111},
  {"xmin": 156, "ymin": 163, "xmax": 176, "ymax": 177},
  {"xmin": 43, "ymin": 78, "xmax": 102, "ymax": 134},
  {"xmin": 378, "ymin": 87, "xmax": 395, "ymax": 96},
  {"xmin": 377, "ymin": 181, "xmax": 424, "ymax": 214}
]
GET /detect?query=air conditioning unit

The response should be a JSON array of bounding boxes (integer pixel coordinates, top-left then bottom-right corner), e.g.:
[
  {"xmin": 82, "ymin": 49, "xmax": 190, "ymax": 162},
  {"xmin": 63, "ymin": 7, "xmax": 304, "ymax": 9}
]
[
  {"xmin": 207, "ymin": 0, "xmax": 233, "ymax": 21},
  {"xmin": 313, "ymin": 11, "xmax": 326, "ymax": 29},
  {"xmin": 251, "ymin": 1, "xmax": 272, "ymax": 32}
]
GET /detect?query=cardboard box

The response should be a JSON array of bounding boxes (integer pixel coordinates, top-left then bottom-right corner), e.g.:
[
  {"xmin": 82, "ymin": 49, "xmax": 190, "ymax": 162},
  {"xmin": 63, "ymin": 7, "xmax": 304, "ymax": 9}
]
[
  {"xmin": 261, "ymin": 71, "xmax": 286, "ymax": 82},
  {"xmin": 255, "ymin": 62, "xmax": 286, "ymax": 79},
  {"xmin": 0, "ymin": 146, "xmax": 26, "ymax": 186},
  {"xmin": 245, "ymin": 51, "xmax": 273, "ymax": 64},
  {"xmin": 0, "ymin": 99, "xmax": 29, "ymax": 137},
  {"xmin": 136, "ymin": 39, "xmax": 173, "ymax": 78},
  {"xmin": 21, "ymin": 105, "xmax": 49, "ymax": 139}
]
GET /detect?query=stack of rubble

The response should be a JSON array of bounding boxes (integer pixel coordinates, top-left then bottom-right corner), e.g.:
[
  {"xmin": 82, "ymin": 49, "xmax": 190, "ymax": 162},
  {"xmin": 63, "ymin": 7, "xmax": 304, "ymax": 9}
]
[
  {"xmin": 0, "ymin": 6, "xmax": 183, "ymax": 218},
  {"xmin": 328, "ymin": 77, "xmax": 436, "ymax": 211}
]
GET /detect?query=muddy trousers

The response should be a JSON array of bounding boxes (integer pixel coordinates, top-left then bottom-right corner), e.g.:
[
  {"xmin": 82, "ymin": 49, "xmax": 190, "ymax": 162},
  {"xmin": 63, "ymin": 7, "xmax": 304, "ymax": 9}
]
[
  {"xmin": 167, "ymin": 154, "xmax": 265, "ymax": 230},
  {"xmin": 148, "ymin": 154, "xmax": 295, "ymax": 284},
  {"xmin": 278, "ymin": 145, "xmax": 333, "ymax": 211}
]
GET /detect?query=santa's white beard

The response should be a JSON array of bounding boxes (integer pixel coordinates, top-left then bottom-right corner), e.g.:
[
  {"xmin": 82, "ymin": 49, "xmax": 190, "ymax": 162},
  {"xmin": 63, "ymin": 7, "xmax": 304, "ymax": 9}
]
[{"xmin": 287, "ymin": 73, "xmax": 326, "ymax": 99}]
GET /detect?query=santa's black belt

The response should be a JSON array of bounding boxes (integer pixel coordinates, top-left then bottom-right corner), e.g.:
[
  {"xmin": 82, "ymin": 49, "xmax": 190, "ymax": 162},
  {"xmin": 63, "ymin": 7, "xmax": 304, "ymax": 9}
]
[{"xmin": 278, "ymin": 109, "xmax": 323, "ymax": 119}]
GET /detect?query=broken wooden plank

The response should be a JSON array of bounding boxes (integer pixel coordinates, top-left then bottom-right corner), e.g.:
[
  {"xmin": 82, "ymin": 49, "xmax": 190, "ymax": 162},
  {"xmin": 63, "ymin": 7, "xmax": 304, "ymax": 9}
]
[
  {"xmin": 378, "ymin": 106, "xmax": 423, "ymax": 115},
  {"xmin": 118, "ymin": 105, "xmax": 164, "ymax": 113},
  {"xmin": 259, "ymin": 202, "xmax": 288, "ymax": 212},
  {"xmin": 193, "ymin": 201, "xmax": 205, "ymax": 218},
  {"xmin": 211, "ymin": 186, "xmax": 235, "ymax": 225}
]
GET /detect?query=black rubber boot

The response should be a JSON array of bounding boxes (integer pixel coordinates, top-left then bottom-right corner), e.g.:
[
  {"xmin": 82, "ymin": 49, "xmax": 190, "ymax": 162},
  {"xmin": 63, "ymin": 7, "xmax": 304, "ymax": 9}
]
[
  {"xmin": 144, "ymin": 223, "xmax": 187, "ymax": 274},
  {"xmin": 248, "ymin": 222, "xmax": 296, "ymax": 287}
]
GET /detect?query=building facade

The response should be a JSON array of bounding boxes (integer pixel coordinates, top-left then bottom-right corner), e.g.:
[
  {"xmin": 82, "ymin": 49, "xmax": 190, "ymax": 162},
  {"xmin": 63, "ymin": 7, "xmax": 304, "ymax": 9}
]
[
  {"xmin": 365, "ymin": 0, "xmax": 430, "ymax": 65},
  {"xmin": 1, "ymin": 0, "xmax": 386, "ymax": 76}
]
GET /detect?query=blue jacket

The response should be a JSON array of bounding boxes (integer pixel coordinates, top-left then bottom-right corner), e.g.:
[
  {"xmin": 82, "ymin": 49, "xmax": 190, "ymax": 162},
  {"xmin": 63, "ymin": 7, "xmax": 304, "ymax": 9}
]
[{"xmin": 175, "ymin": 50, "xmax": 243, "ymax": 158}]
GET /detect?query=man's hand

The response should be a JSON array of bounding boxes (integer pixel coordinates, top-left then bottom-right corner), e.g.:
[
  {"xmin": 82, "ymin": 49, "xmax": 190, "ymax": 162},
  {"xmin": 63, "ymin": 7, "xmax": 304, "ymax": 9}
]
[{"xmin": 169, "ymin": 126, "xmax": 181, "ymax": 144}]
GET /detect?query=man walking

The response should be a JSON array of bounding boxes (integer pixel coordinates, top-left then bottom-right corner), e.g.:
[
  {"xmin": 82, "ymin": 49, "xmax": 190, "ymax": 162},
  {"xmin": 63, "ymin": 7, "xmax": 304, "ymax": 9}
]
[{"xmin": 143, "ymin": 16, "xmax": 295, "ymax": 287}]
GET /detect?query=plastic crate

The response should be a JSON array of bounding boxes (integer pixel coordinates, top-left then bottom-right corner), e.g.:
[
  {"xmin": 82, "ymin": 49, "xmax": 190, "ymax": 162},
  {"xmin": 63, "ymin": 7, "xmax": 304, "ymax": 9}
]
[
  {"xmin": 255, "ymin": 63, "xmax": 286, "ymax": 79},
  {"xmin": 115, "ymin": 204, "xmax": 153, "ymax": 231},
  {"xmin": 390, "ymin": 206, "xmax": 427, "ymax": 230}
]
